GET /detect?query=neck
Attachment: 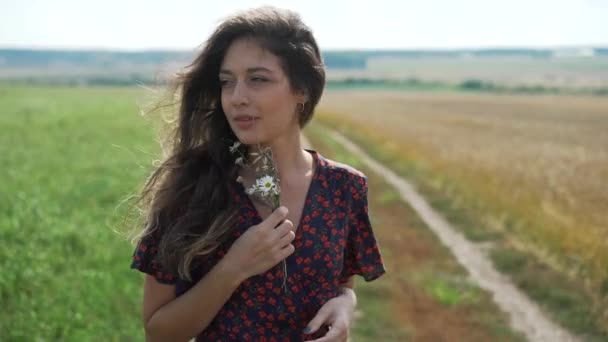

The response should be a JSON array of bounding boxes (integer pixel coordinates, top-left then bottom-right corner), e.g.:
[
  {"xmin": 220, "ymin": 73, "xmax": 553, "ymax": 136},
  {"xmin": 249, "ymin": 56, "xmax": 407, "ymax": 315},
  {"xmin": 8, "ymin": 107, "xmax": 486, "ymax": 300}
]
[{"xmin": 246, "ymin": 130, "xmax": 309, "ymax": 182}]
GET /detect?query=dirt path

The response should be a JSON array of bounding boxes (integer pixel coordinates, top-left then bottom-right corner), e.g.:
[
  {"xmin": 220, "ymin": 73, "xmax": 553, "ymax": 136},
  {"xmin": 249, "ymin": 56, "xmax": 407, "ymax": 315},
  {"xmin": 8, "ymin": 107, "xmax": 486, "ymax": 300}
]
[{"xmin": 320, "ymin": 129, "xmax": 579, "ymax": 342}]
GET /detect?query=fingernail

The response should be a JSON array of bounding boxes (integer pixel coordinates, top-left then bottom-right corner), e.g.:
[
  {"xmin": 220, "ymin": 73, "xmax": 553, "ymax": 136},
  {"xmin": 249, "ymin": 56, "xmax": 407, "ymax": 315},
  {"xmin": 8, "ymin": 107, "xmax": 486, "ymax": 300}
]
[{"xmin": 303, "ymin": 326, "xmax": 312, "ymax": 333}]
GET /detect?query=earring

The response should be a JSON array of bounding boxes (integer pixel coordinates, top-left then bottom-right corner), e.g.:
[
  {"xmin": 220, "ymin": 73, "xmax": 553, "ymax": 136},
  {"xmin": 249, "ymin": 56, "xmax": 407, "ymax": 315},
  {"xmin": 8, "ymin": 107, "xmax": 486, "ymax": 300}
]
[{"xmin": 297, "ymin": 103, "xmax": 305, "ymax": 114}]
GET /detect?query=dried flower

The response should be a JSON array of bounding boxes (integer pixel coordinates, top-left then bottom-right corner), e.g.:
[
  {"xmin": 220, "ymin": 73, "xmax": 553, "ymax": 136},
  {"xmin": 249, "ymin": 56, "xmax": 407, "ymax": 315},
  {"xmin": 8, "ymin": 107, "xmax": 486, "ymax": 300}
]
[
  {"xmin": 229, "ymin": 140, "xmax": 288, "ymax": 292},
  {"xmin": 229, "ymin": 141, "xmax": 241, "ymax": 153}
]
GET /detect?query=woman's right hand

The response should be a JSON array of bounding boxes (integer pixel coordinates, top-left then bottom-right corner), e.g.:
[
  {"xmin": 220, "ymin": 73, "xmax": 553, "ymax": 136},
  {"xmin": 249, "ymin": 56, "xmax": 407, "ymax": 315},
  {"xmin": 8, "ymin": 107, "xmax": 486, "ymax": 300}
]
[{"xmin": 224, "ymin": 206, "xmax": 296, "ymax": 281}]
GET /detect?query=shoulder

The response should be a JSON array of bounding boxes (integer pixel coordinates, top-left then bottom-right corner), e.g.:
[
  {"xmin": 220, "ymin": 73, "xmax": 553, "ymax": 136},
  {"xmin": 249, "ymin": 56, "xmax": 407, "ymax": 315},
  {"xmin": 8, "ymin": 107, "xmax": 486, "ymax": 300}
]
[{"xmin": 314, "ymin": 150, "xmax": 368, "ymax": 192}]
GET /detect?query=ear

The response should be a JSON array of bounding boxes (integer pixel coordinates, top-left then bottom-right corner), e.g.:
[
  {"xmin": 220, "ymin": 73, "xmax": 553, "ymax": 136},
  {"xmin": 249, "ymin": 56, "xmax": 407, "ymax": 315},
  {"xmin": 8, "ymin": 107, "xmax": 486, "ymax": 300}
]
[{"xmin": 295, "ymin": 89, "xmax": 308, "ymax": 105}]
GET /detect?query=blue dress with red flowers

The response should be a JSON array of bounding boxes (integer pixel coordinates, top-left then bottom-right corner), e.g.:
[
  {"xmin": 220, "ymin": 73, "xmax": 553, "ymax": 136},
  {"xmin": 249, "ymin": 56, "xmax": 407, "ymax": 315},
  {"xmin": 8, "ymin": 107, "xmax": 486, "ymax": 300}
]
[{"xmin": 131, "ymin": 149, "xmax": 386, "ymax": 341}]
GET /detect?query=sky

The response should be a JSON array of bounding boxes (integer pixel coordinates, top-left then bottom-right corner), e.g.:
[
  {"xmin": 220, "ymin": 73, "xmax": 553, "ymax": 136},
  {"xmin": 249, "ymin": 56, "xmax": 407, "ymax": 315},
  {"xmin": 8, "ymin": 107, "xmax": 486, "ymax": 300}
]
[{"xmin": 0, "ymin": 0, "xmax": 607, "ymax": 51}]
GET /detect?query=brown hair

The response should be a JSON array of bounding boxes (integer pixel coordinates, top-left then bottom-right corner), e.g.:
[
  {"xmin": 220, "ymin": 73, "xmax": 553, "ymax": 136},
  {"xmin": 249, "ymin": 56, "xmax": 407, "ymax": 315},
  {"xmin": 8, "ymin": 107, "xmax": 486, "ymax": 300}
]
[{"xmin": 133, "ymin": 6, "xmax": 325, "ymax": 281}]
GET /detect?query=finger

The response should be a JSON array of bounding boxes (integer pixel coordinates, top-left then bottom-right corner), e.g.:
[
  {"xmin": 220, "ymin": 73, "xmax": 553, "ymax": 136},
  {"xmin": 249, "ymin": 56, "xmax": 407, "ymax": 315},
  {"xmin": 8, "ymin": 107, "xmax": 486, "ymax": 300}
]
[
  {"xmin": 273, "ymin": 219, "xmax": 294, "ymax": 237},
  {"xmin": 307, "ymin": 325, "xmax": 345, "ymax": 342},
  {"xmin": 277, "ymin": 230, "xmax": 296, "ymax": 248},
  {"xmin": 304, "ymin": 305, "xmax": 333, "ymax": 335},
  {"xmin": 262, "ymin": 206, "xmax": 288, "ymax": 231},
  {"xmin": 278, "ymin": 243, "xmax": 295, "ymax": 260}
]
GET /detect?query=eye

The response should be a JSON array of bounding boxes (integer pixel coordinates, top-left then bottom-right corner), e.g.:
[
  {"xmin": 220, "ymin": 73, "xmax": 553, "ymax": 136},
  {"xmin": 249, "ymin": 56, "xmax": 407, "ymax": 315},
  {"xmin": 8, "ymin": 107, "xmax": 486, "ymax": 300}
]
[
  {"xmin": 219, "ymin": 79, "xmax": 234, "ymax": 88},
  {"xmin": 250, "ymin": 76, "xmax": 268, "ymax": 83}
]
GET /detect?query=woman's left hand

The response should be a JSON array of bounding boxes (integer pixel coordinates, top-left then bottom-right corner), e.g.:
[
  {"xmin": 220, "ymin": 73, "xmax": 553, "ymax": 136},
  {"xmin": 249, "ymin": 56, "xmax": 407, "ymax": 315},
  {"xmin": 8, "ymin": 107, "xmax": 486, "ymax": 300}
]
[{"xmin": 304, "ymin": 287, "xmax": 357, "ymax": 342}]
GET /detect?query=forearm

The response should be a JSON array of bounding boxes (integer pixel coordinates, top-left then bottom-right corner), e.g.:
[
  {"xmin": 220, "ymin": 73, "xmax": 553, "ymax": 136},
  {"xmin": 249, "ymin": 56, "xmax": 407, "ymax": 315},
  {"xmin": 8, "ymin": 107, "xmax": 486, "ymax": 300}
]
[
  {"xmin": 145, "ymin": 259, "xmax": 245, "ymax": 342},
  {"xmin": 339, "ymin": 276, "xmax": 357, "ymax": 307},
  {"xmin": 339, "ymin": 286, "xmax": 357, "ymax": 307}
]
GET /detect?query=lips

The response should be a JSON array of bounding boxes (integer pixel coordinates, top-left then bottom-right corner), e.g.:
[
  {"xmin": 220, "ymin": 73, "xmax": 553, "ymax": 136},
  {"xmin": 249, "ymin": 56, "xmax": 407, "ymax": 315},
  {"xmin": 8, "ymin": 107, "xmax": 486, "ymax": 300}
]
[
  {"xmin": 233, "ymin": 114, "xmax": 260, "ymax": 130},
  {"xmin": 234, "ymin": 114, "xmax": 260, "ymax": 121}
]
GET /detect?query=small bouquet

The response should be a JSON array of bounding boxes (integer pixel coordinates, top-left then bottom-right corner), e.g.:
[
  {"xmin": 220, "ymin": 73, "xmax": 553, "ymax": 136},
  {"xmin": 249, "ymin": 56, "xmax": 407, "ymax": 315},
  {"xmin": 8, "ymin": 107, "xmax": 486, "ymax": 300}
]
[{"xmin": 229, "ymin": 141, "xmax": 288, "ymax": 292}]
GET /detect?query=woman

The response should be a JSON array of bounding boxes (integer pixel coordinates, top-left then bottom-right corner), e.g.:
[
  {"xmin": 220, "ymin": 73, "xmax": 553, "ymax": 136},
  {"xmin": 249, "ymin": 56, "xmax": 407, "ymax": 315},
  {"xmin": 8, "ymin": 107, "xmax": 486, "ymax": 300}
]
[{"xmin": 131, "ymin": 6, "xmax": 385, "ymax": 341}]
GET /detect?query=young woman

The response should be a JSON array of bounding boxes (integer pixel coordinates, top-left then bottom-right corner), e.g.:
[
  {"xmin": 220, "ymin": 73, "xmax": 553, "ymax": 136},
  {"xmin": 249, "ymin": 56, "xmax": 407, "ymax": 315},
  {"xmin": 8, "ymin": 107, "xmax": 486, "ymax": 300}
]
[{"xmin": 131, "ymin": 6, "xmax": 385, "ymax": 341}]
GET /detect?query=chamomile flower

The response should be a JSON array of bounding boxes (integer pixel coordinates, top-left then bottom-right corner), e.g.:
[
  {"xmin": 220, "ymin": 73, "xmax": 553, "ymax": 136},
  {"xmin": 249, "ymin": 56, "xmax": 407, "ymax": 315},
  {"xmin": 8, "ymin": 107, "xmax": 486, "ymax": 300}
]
[{"xmin": 256, "ymin": 175, "xmax": 277, "ymax": 195}]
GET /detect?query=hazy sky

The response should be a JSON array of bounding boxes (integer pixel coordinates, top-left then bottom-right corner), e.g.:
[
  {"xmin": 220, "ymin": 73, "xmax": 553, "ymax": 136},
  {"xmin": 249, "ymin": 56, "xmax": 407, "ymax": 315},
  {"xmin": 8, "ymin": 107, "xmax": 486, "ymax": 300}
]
[{"xmin": 1, "ymin": 0, "xmax": 607, "ymax": 50}]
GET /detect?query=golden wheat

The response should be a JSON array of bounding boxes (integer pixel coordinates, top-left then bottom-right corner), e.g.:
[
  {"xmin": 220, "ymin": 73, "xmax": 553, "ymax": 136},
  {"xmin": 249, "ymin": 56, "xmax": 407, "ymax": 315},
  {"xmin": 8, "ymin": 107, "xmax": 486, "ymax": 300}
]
[{"xmin": 319, "ymin": 90, "xmax": 608, "ymax": 292}]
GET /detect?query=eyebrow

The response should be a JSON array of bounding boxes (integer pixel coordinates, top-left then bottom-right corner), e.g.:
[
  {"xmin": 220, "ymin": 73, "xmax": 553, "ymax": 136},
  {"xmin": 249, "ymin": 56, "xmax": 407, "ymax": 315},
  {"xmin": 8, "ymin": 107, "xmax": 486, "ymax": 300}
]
[{"xmin": 219, "ymin": 67, "xmax": 274, "ymax": 75}]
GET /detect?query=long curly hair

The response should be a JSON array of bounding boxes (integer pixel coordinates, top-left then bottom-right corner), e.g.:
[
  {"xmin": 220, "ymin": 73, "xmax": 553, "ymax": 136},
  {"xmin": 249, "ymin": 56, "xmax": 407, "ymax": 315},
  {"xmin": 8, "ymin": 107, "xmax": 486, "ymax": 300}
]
[{"xmin": 133, "ymin": 6, "xmax": 325, "ymax": 281}]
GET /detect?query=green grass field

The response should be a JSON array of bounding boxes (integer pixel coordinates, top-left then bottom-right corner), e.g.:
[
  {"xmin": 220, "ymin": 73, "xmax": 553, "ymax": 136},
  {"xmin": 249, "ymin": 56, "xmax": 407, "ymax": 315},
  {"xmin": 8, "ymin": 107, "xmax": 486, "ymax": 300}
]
[{"xmin": 0, "ymin": 86, "xmax": 156, "ymax": 340}]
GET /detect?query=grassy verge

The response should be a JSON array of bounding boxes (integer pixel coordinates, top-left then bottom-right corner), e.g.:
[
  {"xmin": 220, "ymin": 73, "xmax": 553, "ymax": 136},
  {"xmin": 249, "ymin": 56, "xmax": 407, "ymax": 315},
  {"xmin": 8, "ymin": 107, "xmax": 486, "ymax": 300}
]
[
  {"xmin": 313, "ymin": 112, "xmax": 607, "ymax": 341},
  {"xmin": 305, "ymin": 122, "xmax": 525, "ymax": 342}
]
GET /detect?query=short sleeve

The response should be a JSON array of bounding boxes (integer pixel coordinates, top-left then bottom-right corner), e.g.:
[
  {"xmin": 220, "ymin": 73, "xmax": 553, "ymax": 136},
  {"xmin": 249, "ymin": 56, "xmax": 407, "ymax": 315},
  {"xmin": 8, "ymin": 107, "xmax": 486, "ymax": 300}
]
[
  {"xmin": 339, "ymin": 174, "xmax": 386, "ymax": 283},
  {"xmin": 130, "ymin": 230, "xmax": 178, "ymax": 285}
]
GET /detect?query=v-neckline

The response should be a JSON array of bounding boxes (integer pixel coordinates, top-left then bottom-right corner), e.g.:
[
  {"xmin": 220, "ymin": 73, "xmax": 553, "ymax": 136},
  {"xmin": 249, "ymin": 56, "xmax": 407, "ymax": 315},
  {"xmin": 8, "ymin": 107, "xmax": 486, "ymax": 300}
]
[{"xmin": 236, "ymin": 149, "xmax": 319, "ymax": 236}]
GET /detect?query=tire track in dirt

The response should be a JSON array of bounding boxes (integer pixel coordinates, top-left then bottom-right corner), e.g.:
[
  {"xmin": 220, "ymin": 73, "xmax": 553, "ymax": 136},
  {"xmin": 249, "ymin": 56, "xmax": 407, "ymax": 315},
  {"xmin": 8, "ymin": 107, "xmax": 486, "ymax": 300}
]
[{"xmin": 321, "ymin": 129, "xmax": 579, "ymax": 342}]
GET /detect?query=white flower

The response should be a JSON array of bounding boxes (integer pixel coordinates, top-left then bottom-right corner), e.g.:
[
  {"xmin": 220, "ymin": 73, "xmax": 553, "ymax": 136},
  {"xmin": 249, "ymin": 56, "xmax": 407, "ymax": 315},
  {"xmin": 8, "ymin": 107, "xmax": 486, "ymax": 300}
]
[
  {"xmin": 235, "ymin": 157, "xmax": 244, "ymax": 166},
  {"xmin": 245, "ymin": 185, "xmax": 257, "ymax": 195},
  {"xmin": 236, "ymin": 176, "xmax": 244, "ymax": 183},
  {"xmin": 256, "ymin": 175, "xmax": 277, "ymax": 195},
  {"xmin": 229, "ymin": 141, "xmax": 241, "ymax": 153}
]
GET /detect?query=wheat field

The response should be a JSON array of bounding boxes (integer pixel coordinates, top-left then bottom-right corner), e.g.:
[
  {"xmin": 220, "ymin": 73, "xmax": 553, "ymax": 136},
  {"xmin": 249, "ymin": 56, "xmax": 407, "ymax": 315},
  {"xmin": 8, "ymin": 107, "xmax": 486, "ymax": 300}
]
[{"xmin": 319, "ymin": 90, "xmax": 608, "ymax": 298}]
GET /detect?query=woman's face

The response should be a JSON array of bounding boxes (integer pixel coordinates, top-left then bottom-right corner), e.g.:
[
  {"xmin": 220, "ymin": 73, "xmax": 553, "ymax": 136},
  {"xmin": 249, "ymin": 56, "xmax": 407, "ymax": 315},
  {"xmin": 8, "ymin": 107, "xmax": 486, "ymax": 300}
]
[{"xmin": 219, "ymin": 37, "xmax": 306, "ymax": 146}]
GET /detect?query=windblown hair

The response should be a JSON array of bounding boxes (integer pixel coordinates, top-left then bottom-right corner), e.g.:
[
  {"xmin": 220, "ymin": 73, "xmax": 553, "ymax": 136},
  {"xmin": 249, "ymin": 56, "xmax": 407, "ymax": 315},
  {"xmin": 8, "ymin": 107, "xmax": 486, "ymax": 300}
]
[{"xmin": 134, "ymin": 6, "xmax": 325, "ymax": 281}]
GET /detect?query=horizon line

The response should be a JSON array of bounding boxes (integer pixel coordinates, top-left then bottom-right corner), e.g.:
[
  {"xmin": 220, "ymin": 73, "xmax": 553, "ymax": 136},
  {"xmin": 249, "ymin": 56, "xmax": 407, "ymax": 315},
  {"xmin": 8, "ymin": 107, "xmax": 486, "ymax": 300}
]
[{"xmin": 1, "ymin": 43, "xmax": 607, "ymax": 53}]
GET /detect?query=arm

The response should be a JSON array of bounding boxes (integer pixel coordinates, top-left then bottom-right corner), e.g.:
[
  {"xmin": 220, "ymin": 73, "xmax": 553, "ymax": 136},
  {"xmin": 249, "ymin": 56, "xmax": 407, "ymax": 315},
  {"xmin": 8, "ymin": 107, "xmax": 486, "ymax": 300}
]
[
  {"xmin": 339, "ymin": 276, "xmax": 357, "ymax": 307},
  {"xmin": 143, "ymin": 257, "xmax": 244, "ymax": 342},
  {"xmin": 305, "ymin": 276, "xmax": 357, "ymax": 342},
  {"xmin": 140, "ymin": 206, "xmax": 294, "ymax": 341}
]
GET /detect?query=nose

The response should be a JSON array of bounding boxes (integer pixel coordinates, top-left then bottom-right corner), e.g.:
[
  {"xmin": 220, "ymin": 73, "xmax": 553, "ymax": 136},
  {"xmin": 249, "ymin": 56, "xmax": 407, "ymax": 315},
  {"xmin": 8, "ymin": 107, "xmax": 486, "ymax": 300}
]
[{"xmin": 229, "ymin": 80, "xmax": 249, "ymax": 107}]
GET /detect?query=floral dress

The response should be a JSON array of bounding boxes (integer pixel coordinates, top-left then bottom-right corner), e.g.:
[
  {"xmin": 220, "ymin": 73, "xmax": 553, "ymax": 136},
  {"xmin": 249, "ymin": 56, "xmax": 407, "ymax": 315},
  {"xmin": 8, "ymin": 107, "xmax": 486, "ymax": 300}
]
[{"xmin": 131, "ymin": 149, "xmax": 386, "ymax": 341}]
